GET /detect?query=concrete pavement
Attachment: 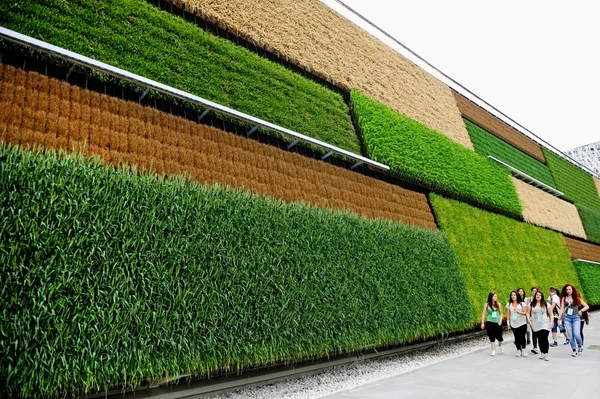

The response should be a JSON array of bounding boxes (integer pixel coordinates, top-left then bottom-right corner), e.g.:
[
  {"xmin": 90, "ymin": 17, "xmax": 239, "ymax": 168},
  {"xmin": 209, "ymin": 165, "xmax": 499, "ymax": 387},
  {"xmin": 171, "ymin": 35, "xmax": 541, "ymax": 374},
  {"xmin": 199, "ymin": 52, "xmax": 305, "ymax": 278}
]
[{"xmin": 325, "ymin": 313, "xmax": 600, "ymax": 398}]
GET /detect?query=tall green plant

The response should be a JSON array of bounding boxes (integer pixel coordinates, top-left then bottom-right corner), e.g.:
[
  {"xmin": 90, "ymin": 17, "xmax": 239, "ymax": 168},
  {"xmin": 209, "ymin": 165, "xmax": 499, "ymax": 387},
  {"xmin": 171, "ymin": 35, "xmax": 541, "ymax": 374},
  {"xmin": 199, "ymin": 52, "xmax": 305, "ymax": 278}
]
[
  {"xmin": 0, "ymin": 0, "xmax": 359, "ymax": 153},
  {"xmin": 350, "ymin": 90, "xmax": 521, "ymax": 217},
  {"xmin": 0, "ymin": 143, "xmax": 472, "ymax": 397},
  {"xmin": 430, "ymin": 193, "xmax": 580, "ymax": 322}
]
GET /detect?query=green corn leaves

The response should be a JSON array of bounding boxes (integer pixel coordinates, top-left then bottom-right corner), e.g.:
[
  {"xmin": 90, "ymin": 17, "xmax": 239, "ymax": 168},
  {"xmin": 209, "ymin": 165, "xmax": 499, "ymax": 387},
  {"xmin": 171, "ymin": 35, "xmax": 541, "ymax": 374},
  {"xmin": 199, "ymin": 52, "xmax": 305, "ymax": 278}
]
[{"xmin": 1, "ymin": 143, "xmax": 472, "ymax": 397}]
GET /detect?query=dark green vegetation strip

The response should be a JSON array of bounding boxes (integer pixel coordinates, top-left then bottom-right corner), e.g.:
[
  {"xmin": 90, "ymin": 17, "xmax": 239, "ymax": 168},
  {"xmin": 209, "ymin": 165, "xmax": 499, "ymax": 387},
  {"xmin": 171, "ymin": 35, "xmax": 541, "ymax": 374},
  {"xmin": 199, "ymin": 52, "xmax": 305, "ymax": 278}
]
[
  {"xmin": 573, "ymin": 261, "xmax": 600, "ymax": 305},
  {"xmin": 464, "ymin": 119, "xmax": 556, "ymax": 188},
  {"xmin": 0, "ymin": 0, "xmax": 359, "ymax": 153},
  {"xmin": 542, "ymin": 148, "xmax": 600, "ymax": 212},
  {"xmin": 350, "ymin": 90, "xmax": 522, "ymax": 218},
  {"xmin": 430, "ymin": 194, "xmax": 580, "ymax": 322},
  {"xmin": 0, "ymin": 143, "xmax": 472, "ymax": 397},
  {"xmin": 577, "ymin": 204, "xmax": 600, "ymax": 244}
]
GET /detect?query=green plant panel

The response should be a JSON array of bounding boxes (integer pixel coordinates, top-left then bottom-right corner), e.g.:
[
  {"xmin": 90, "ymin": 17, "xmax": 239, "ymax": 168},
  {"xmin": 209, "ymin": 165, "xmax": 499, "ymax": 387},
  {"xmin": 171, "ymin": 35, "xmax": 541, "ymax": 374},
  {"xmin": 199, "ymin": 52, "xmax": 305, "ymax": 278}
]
[
  {"xmin": 0, "ymin": 143, "xmax": 472, "ymax": 397},
  {"xmin": 577, "ymin": 204, "xmax": 600, "ymax": 244},
  {"xmin": 0, "ymin": 0, "xmax": 359, "ymax": 154},
  {"xmin": 573, "ymin": 261, "xmax": 600, "ymax": 306},
  {"xmin": 430, "ymin": 193, "xmax": 581, "ymax": 322},
  {"xmin": 464, "ymin": 119, "xmax": 556, "ymax": 188},
  {"xmin": 350, "ymin": 90, "xmax": 521, "ymax": 218},
  {"xmin": 543, "ymin": 148, "xmax": 600, "ymax": 211}
]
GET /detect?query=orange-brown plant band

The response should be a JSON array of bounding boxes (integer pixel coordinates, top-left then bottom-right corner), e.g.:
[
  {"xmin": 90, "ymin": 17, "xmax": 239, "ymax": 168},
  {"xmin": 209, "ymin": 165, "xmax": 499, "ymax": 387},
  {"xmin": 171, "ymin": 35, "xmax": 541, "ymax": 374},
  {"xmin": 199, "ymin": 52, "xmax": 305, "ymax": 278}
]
[
  {"xmin": 0, "ymin": 63, "xmax": 437, "ymax": 230},
  {"xmin": 453, "ymin": 91, "xmax": 545, "ymax": 162},
  {"xmin": 564, "ymin": 237, "xmax": 600, "ymax": 263}
]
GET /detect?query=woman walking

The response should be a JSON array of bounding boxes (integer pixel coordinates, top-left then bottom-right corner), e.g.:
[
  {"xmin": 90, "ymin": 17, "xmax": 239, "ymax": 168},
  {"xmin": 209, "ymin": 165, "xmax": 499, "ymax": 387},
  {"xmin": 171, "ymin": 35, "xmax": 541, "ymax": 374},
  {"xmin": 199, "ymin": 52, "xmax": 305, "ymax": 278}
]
[
  {"xmin": 481, "ymin": 292, "xmax": 504, "ymax": 356},
  {"xmin": 518, "ymin": 287, "xmax": 531, "ymax": 346},
  {"xmin": 527, "ymin": 287, "xmax": 539, "ymax": 354},
  {"xmin": 507, "ymin": 290, "xmax": 529, "ymax": 357},
  {"xmin": 529, "ymin": 290, "xmax": 553, "ymax": 361},
  {"xmin": 558, "ymin": 284, "xmax": 589, "ymax": 357}
]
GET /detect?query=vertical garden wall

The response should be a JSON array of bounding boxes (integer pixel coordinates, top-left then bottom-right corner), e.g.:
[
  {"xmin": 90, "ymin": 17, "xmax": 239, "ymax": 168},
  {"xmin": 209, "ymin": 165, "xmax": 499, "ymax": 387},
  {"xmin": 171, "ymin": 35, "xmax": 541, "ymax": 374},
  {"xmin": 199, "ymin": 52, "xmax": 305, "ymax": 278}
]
[
  {"xmin": 0, "ymin": 143, "xmax": 473, "ymax": 397},
  {"xmin": 1, "ymin": 0, "xmax": 600, "ymax": 397},
  {"xmin": 430, "ymin": 194, "xmax": 581, "ymax": 322}
]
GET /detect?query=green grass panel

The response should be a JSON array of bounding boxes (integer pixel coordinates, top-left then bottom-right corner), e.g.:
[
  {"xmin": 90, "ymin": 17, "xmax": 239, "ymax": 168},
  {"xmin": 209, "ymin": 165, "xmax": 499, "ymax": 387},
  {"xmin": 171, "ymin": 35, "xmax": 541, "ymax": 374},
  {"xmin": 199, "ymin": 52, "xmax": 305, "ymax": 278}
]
[
  {"xmin": 543, "ymin": 148, "xmax": 600, "ymax": 211},
  {"xmin": 464, "ymin": 119, "xmax": 556, "ymax": 188},
  {"xmin": 0, "ymin": 143, "xmax": 472, "ymax": 397},
  {"xmin": 573, "ymin": 261, "xmax": 600, "ymax": 305},
  {"xmin": 577, "ymin": 204, "xmax": 600, "ymax": 244},
  {"xmin": 430, "ymin": 193, "xmax": 581, "ymax": 322},
  {"xmin": 0, "ymin": 0, "xmax": 359, "ymax": 153},
  {"xmin": 350, "ymin": 90, "xmax": 522, "ymax": 218}
]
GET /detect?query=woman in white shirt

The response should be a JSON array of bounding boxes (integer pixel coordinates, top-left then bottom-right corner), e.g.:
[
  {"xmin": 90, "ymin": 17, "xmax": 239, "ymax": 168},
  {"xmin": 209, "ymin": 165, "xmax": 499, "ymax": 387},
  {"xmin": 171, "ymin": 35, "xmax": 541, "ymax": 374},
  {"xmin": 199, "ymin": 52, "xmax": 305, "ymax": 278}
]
[
  {"xmin": 507, "ymin": 290, "xmax": 529, "ymax": 357},
  {"xmin": 529, "ymin": 290, "xmax": 553, "ymax": 361}
]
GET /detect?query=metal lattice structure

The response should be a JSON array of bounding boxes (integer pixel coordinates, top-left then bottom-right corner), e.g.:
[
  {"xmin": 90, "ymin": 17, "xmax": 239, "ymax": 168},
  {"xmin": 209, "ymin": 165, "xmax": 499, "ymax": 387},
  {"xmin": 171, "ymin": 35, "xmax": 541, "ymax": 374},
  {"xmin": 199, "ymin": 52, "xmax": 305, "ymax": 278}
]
[{"xmin": 565, "ymin": 141, "xmax": 600, "ymax": 175}]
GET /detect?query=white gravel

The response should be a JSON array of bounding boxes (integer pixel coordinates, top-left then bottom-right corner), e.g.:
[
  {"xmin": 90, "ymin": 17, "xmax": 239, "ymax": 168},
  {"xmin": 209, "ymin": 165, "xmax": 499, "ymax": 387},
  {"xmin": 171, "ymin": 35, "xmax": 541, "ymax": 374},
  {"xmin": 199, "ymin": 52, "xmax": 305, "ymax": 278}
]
[{"xmin": 211, "ymin": 330, "xmax": 515, "ymax": 399}]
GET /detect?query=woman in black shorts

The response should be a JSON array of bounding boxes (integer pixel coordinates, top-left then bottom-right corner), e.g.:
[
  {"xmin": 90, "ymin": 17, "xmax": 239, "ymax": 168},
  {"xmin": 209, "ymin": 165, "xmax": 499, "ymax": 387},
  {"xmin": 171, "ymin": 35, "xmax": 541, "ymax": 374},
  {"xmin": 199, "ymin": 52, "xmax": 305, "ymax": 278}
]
[{"xmin": 481, "ymin": 292, "xmax": 504, "ymax": 356}]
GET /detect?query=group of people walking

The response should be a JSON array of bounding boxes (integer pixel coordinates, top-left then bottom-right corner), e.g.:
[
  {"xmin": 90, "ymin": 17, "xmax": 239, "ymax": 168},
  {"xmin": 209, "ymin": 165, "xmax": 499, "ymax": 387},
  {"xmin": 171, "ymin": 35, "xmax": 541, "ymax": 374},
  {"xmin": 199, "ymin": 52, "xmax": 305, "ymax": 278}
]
[{"xmin": 480, "ymin": 284, "xmax": 590, "ymax": 360}]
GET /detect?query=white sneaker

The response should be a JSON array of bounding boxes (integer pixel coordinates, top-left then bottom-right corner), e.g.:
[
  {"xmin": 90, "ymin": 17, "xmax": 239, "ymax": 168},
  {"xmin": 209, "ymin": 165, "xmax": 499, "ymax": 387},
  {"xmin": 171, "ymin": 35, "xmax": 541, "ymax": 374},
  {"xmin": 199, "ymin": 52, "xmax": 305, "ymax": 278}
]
[
  {"xmin": 545, "ymin": 353, "xmax": 550, "ymax": 361},
  {"xmin": 491, "ymin": 350, "xmax": 496, "ymax": 356},
  {"xmin": 539, "ymin": 353, "xmax": 545, "ymax": 359},
  {"xmin": 522, "ymin": 351, "xmax": 528, "ymax": 358},
  {"xmin": 516, "ymin": 350, "xmax": 522, "ymax": 357},
  {"xmin": 499, "ymin": 345, "xmax": 504, "ymax": 354}
]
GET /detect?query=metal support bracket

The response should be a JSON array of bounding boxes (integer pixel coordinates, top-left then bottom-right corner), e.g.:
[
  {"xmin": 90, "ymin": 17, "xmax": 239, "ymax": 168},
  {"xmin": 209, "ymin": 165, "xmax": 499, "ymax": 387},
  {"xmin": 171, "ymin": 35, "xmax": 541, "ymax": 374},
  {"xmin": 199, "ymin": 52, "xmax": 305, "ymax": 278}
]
[
  {"xmin": 350, "ymin": 161, "xmax": 364, "ymax": 170},
  {"xmin": 321, "ymin": 151, "xmax": 334, "ymax": 160},
  {"xmin": 198, "ymin": 109, "xmax": 210, "ymax": 122},
  {"xmin": 287, "ymin": 139, "xmax": 300, "ymax": 150},
  {"xmin": 66, "ymin": 65, "xmax": 75, "ymax": 81},
  {"xmin": 139, "ymin": 88, "xmax": 150, "ymax": 103},
  {"xmin": 247, "ymin": 126, "xmax": 258, "ymax": 137}
]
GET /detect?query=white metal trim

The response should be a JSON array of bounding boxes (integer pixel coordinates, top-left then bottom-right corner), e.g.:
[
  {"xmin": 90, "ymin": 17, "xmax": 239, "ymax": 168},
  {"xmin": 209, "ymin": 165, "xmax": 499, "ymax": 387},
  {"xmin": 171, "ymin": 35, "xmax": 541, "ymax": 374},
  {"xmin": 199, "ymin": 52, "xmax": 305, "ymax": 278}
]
[
  {"xmin": 487, "ymin": 155, "xmax": 564, "ymax": 197},
  {"xmin": 574, "ymin": 259, "xmax": 600, "ymax": 266},
  {"xmin": 0, "ymin": 26, "xmax": 389, "ymax": 172}
]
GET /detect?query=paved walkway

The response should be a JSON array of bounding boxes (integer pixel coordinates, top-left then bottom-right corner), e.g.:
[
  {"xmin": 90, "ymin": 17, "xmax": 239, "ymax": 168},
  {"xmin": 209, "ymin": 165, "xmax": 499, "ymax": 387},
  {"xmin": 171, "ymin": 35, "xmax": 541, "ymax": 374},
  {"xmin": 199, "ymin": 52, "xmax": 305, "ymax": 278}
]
[{"xmin": 325, "ymin": 314, "xmax": 600, "ymax": 398}]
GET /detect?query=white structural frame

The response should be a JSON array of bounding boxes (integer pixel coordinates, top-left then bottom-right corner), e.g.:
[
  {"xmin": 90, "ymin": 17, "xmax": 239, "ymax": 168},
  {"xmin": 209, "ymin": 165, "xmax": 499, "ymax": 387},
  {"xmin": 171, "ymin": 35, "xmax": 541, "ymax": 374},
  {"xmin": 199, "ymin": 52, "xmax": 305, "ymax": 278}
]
[
  {"xmin": 487, "ymin": 155, "xmax": 564, "ymax": 197},
  {"xmin": 0, "ymin": 27, "xmax": 389, "ymax": 172},
  {"xmin": 574, "ymin": 259, "xmax": 600, "ymax": 266}
]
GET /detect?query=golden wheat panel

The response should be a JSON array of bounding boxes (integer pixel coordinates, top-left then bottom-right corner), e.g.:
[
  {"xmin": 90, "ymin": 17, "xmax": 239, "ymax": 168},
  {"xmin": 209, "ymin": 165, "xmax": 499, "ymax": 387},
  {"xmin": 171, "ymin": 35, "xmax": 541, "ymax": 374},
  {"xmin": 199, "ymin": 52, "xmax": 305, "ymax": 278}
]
[{"xmin": 513, "ymin": 177, "xmax": 586, "ymax": 239}]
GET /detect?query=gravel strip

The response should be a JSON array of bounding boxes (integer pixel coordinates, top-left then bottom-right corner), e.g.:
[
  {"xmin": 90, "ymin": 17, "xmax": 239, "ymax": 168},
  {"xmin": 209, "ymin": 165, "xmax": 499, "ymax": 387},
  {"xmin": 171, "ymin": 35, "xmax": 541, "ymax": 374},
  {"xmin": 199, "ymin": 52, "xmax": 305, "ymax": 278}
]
[{"xmin": 212, "ymin": 330, "xmax": 514, "ymax": 399}]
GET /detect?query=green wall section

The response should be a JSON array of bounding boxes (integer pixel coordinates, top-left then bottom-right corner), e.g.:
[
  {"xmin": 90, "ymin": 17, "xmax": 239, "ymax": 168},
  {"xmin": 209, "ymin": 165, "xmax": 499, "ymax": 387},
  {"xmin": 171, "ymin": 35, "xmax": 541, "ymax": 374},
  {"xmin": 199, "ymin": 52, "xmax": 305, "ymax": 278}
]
[
  {"xmin": 464, "ymin": 119, "xmax": 556, "ymax": 188},
  {"xmin": 577, "ymin": 204, "xmax": 600, "ymax": 244},
  {"xmin": 542, "ymin": 148, "xmax": 600, "ymax": 211},
  {"xmin": 430, "ymin": 194, "xmax": 580, "ymax": 322},
  {"xmin": 0, "ymin": 0, "xmax": 360, "ymax": 154},
  {"xmin": 0, "ymin": 143, "xmax": 472, "ymax": 397},
  {"xmin": 573, "ymin": 261, "xmax": 600, "ymax": 305},
  {"xmin": 350, "ymin": 90, "xmax": 522, "ymax": 218}
]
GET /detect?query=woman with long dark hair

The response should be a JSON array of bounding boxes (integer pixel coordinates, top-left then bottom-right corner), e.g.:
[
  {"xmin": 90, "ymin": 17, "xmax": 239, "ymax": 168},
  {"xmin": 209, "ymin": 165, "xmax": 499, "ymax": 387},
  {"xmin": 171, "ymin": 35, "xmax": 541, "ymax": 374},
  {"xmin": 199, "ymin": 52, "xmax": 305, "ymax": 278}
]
[
  {"xmin": 481, "ymin": 292, "xmax": 504, "ymax": 356},
  {"xmin": 507, "ymin": 290, "xmax": 529, "ymax": 357},
  {"xmin": 557, "ymin": 284, "xmax": 589, "ymax": 357},
  {"xmin": 529, "ymin": 290, "xmax": 553, "ymax": 361},
  {"xmin": 517, "ymin": 287, "xmax": 531, "ymax": 347}
]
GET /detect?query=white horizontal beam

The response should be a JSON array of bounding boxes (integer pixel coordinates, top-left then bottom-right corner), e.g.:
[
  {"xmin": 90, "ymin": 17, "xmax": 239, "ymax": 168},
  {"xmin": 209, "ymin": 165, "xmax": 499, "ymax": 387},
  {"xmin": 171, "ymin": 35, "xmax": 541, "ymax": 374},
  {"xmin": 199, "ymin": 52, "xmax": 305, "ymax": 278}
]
[
  {"xmin": 574, "ymin": 259, "xmax": 600, "ymax": 266},
  {"xmin": 487, "ymin": 155, "xmax": 564, "ymax": 197},
  {"xmin": 0, "ymin": 26, "xmax": 389, "ymax": 172}
]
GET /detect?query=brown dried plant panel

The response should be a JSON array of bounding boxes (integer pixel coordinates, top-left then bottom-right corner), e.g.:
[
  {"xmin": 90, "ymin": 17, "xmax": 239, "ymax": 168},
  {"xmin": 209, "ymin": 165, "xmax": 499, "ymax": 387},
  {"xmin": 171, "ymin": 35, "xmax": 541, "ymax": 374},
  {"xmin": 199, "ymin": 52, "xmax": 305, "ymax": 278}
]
[
  {"xmin": 0, "ymin": 63, "xmax": 437, "ymax": 230},
  {"xmin": 171, "ymin": 0, "xmax": 473, "ymax": 150},
  {"xmin": 564, "ymin": 237, "xmax": 600, "ymax": 263},
  {"xmin": 513, "ymin": 177, "xmax": 586, "ymax": 239},
  {"xmin": 453, "ymin": 91, "xmax": 545, "ymax": 162}
]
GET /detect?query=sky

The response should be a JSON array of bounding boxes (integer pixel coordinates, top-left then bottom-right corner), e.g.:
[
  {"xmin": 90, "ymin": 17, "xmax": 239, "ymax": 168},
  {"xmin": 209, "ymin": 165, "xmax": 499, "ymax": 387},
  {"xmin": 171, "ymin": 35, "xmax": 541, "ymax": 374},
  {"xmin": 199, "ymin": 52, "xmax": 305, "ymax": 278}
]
[{"xmin": 322, "ymin": 0, "xmax": 599, "ymax": 152}]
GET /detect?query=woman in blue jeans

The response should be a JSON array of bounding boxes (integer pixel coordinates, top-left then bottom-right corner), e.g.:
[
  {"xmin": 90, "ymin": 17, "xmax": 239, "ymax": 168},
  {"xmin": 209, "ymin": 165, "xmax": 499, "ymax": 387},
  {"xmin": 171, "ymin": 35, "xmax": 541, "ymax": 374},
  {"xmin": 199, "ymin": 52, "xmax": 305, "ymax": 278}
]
[{"xmin": 557, "ymin": 284, "xmax": 589, "ymax": 357}]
